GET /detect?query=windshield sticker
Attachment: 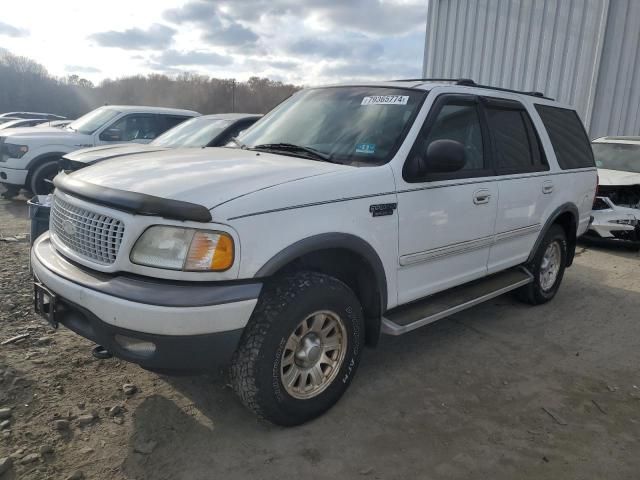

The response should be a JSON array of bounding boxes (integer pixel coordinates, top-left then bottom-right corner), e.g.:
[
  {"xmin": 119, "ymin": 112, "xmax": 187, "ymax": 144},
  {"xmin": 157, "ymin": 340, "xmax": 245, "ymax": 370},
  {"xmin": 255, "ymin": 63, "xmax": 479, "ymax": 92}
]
[
  {"xmin": 356, "ymin": 143, "xmax": 376, "ymax": 154},
  {"xmin": 361, "ymin": 95, "xmax": 409, "ymax": 106}
]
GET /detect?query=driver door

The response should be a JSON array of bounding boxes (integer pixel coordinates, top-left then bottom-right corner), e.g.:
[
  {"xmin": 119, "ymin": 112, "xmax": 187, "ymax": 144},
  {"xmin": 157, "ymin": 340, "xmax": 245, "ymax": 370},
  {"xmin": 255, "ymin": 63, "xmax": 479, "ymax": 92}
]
[
  {"xmin": 396, "ymin": 94, "xmax": 498, "ymax": 304},
  {"xmin": 95, "ymin": 114, "xmax": 160, "ymax": 145}
]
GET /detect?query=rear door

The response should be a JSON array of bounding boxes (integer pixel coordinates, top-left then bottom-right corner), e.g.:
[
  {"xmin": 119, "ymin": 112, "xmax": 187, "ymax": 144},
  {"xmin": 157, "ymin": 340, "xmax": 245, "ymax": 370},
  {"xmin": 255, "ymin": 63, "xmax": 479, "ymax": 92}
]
[
  {"xmin": 482, "ymin": 97, "xmax": 552, "ymax": 273},
  {"xmin": 396, "ymin": 93, "xmax": 498, "ymax": 304}
]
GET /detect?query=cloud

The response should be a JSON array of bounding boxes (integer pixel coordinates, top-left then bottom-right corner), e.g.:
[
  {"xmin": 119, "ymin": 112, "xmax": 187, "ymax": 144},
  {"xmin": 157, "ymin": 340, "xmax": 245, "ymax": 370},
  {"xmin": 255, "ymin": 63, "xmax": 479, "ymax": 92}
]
[
  {"xmin": 286, "ymin": 36, "xmax": 384, "ymax": 61},
  {"xmin": 0, "ymin": 21, "xmax": 28, "ymax": 38},
  {"xmin": 65, "ymin": 65, "xmax": 102, "ymax": 74},
  {"xmin": 217, "ymin": 0, "xmax": 426, "ymax": 34},
  {"xmin": 311, "ymin": 0, "xmax": 427, "ymax": 35},
  {"xmin": 163, "ymin": 1, "xmax": 221, "ymax": 26},
  {"xmin": 203, "ymin": 23, "xmax": 258, "ymax": 47},
  {"xmin": 89, "ymin": 24, "xmax": 175, "ymax": 50},
  {"xmin": 323, "ymin": 61, "xmax": 420, "ymax": 80},
  {"xmin": 151, "ymin": 49, "xmax": 233, "ymax": 67},
  {"xmin": 164, "ymin": 1, "xmax": 259, "ymax": 48}
]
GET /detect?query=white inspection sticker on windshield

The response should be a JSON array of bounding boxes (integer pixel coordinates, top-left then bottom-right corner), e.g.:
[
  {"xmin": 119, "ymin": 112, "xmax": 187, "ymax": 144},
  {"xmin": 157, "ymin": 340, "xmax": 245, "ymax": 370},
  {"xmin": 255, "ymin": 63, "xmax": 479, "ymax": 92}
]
[{"xmin": 361, "ymin": 95, "xmax": 409, "ymax": 106}]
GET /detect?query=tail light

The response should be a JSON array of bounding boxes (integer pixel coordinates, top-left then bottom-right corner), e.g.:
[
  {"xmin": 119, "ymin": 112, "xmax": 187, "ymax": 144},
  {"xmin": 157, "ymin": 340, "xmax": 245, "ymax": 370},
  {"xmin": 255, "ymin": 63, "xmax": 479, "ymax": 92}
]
[{"xmin": 593, "ymin": 173, "xmax": 599, "ymax": 207}]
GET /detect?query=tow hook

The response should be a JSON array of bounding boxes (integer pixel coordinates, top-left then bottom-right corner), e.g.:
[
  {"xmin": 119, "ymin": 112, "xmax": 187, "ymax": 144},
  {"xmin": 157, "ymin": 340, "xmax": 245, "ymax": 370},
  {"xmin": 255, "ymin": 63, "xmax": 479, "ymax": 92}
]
[{"xmin": 92, "ymin": 345, "xmax": 113, "ymax": 360}]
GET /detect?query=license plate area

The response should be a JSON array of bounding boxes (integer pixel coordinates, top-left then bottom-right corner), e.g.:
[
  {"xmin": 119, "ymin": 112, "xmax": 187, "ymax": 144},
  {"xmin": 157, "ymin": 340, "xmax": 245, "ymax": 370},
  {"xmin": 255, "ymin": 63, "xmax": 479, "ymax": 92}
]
[{"xmin": 34, "ymin": 282, "xmax": 58, "ymax": 329}]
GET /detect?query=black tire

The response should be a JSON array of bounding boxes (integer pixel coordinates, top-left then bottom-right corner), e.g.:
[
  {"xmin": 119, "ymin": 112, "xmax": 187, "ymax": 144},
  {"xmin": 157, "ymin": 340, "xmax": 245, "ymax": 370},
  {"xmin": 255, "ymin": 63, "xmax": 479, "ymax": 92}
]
[
  {"xmin": 29, "ymin": 160, "xmax": 59, "ymax": 195},
  {"xmin": 230, "ymin": 271, "xmax": 365, "ymax": 426},
  {"xmin": 516, "ymin": 224, "xmax": 567, "ymax": 305},
  {"xmin": 1, "ymin": 184, "xmax": 20, "ymax": 199}
]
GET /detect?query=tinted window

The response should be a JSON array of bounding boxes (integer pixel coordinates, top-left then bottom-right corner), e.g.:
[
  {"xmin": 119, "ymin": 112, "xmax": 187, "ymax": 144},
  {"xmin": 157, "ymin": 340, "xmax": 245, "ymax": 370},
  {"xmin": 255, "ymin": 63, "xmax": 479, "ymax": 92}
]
[
  {"xmin": 592, "ymin": 142, "xmax": 640, "ymax": 173},
  {"xmin": 421, "ymin": 103, "xmax": 485, "ymax": 170},
  {"xmin": 535, "ymin": 105, "xmax": 594, "ymax": 169},
  {"xmin": 486, "ymin": 107, "xmax": 543, "ymax": 172},
  {"xmin": 217, "ymin": 118, "xmax": 260, "ymax": 146},
  {"xmin": 101, "ymin": 115, "xmax": 162, "ymax": 142},
  {"xmin": 162, "ymin": 115, "xmax": 190, "ymax": 131},
  {"xmin": 152, "ymin": 117, "xmax": 232, "ymax": 148}
]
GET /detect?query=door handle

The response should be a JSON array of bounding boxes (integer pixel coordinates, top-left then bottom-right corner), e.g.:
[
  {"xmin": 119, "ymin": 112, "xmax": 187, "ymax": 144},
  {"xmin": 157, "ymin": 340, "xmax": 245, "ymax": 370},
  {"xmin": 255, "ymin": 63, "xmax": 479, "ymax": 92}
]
[
  {"xmin": 542, "ymin": 181, "xmax": 554, "ymax": 194},
  {"xmin": 473, "ymin": 189, "xmax": 491, "ymax": 205}
]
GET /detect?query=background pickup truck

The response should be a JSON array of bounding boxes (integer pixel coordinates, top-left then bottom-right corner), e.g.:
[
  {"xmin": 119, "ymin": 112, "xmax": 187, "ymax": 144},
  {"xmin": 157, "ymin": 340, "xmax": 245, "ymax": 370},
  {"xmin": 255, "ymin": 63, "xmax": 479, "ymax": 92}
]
[{"xmin": 0, "ymin": 105, "xmax": 199, "ymax": 197}]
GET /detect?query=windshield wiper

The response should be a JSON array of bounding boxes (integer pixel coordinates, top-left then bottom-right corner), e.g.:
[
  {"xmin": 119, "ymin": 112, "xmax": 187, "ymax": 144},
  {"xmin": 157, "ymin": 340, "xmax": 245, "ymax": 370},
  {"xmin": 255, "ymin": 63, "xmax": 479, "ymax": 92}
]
[
  {"xmin": 251, "ymin": 143, "xmax": 335, "ymax": 162},
  {"xmin": 229, "ymin": 136, "xmax": 247, "ymax": 149}
]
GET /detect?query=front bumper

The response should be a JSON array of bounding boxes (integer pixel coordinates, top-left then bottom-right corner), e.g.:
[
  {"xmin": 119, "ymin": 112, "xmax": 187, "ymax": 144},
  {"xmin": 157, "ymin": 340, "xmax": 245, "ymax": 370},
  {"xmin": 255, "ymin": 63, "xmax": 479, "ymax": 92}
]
[
  {"xmin": 31, "ymin": 233, "xmax": 261, "ymax": 371},
  {"xmin": 0, "ymin": 166, "xmax": 28, "ymax": 186},
  {"xmin": 589, "ymin": 196, "xmax": 640, "ymax": 242}
]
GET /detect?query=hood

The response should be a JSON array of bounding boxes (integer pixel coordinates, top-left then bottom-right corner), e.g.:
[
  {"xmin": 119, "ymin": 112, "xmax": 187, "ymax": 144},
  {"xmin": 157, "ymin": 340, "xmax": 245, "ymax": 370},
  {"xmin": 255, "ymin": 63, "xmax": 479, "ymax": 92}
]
[
  {"xmin": 598, "ymin": 168, "xmax": 640, "ymax": 186},
  {"xmin": 1, "ymin": 126, "xmax": 88, "ymax": 144},
  {"xmin": 64, "ymin": 143, "xmax": 167, "ymax": 165},
  {"xmin": 68, "ymin": 147, "xmax": 347, "ymax": 208}
]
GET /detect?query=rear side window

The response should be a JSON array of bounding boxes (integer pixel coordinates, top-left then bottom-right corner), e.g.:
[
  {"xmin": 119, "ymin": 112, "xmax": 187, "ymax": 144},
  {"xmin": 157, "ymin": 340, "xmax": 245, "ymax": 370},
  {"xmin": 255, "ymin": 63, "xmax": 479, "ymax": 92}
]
[
  {"xmin": 484, "ymin": 99, "xmax": 547, "ymax": 174},
  {"xmin": 162, "ymin": 115, "xmax": 190, "ymax": 132},
  {"xmin": 534, "ymin": 105, "xmax": 595, "ymax": 169}
]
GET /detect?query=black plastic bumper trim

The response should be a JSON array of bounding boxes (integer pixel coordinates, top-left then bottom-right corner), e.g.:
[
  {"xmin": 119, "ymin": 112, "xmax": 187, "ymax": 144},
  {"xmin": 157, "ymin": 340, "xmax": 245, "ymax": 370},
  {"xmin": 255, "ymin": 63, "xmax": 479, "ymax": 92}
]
[
  {"xmin": 53, "ymin": 172, "xmax": 212, "ymax": 222},
  {"xmin": 56, "ymin": 298, "xmax": 242, "ymax": 371}
]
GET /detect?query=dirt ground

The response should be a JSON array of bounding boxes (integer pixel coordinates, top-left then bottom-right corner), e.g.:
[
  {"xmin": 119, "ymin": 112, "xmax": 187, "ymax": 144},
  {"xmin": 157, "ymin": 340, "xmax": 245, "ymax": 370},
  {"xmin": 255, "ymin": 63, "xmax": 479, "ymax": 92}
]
[{"xmin": 0, "ymin": 191, "xmax": 639, "ymax": 480}]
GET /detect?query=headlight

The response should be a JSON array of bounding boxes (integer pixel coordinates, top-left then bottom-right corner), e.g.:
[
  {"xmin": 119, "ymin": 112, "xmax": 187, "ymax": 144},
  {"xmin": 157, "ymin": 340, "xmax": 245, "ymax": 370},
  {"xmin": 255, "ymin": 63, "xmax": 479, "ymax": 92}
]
[
  {"xmin": 4, "ymin": 143, "xmax": 29, "ymax": 159},
  {"xmin": 608, "ymin": 215, "xmax": 637, "ymax": 226},
  {"xmin": 130, "ymin": 226, "xmax": 234, "ymax": 271}
]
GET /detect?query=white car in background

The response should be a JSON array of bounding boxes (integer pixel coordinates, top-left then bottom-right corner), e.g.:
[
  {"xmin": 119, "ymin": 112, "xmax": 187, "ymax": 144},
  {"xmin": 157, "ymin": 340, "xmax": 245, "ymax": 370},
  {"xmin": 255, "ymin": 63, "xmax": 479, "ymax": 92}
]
[
  {"xmin": 60, "ymin": 113, "xmax": 261, "ymax": 172},
  {"xmin": 589, "ymin": 137, "xmax": 640, "ymax": 243},
  {"xmin": 0, "ymin": 118, "xmax": 48, "ymax": 130},
  {"xmin": 0, "ymin": 105, "xmax": 199, "ymax": 197}
]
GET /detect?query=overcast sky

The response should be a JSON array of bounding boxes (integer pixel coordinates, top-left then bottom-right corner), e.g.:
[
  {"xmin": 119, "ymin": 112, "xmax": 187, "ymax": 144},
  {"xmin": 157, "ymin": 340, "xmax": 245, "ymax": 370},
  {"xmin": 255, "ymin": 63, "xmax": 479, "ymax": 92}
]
[{"xmin": 0, "ymin": 0, "xmax": 426, "ymax": 85}]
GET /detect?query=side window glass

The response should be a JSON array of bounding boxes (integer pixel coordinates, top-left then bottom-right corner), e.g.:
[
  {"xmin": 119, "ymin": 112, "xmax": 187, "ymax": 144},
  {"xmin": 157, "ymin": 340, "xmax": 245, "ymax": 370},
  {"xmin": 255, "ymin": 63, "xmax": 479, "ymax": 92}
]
[
  {"xmin": 100, "ymin": 115, "xmax": 160, "ymax": 142},
  {"xmin": 420, "ymin": 103, "xmax": 485, "ymax": 171},
  {"xmin": 486, "ymin": 108, "xmax": 533, "ymax": 171},
  {"xmin": 162, "ymin": 116, "xmax": 188, "ymax": 132},
  {"xmin": 534, "ymin": 105, "xmax": 595, "ymax": 169}
]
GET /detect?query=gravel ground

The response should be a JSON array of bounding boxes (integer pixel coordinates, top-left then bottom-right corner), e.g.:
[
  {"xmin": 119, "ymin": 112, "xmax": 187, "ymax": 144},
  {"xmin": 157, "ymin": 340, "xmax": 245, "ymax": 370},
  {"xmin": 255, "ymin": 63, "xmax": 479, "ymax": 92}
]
[{"xmin": 0, "ymin": 193, "xmax": 639, "ymax": 480}]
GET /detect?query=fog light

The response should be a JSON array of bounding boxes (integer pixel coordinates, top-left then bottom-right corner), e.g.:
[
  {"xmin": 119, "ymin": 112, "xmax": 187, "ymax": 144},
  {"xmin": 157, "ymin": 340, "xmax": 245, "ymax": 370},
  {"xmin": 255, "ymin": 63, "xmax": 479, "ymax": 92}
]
[{"xmin": 114, "ymin": 334, "xmax": 156, "ymax": 356}]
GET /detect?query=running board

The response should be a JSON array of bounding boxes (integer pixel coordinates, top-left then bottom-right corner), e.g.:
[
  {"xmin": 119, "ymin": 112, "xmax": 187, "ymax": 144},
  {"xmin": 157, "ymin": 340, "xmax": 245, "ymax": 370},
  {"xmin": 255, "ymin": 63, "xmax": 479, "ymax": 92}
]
[{"xmin": 382, "ymin": 268, "xmax": 533, "ymax": 336}]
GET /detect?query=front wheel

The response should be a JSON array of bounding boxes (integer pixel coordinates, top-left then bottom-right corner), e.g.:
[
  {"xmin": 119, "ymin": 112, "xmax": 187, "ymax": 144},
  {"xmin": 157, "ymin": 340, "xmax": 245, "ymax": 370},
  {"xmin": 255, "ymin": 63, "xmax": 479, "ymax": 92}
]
[
  {"xmin": 29, "ymin": 160, "xmax": 59, "ymax": 195},
  {"xmin": 516, "ymin": 224, "xmax": 567, "ymax": 305},
  {"xmin": 230, "ymin": 271, "xmax": 364, "ymax": 426}
]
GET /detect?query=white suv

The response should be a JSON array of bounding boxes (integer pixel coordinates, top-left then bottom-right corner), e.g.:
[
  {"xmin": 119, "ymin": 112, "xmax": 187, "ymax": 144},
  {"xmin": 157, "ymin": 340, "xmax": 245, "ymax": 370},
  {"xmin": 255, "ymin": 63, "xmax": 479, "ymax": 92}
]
[
  {"xmin": 30, "ymin": 80, "xmax": 597, "ymax": 425},
  {"xmin": 0, "ymin": 105, "xmax": 199, "ymax": 196}
]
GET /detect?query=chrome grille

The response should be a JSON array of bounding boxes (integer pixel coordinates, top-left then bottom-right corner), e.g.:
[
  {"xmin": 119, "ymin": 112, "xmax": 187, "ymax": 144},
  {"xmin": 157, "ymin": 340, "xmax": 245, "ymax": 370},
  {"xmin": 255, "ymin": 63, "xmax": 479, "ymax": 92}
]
[{"xmin": 50, "ymin": 195, "xmax": 125, "ymax": 265}]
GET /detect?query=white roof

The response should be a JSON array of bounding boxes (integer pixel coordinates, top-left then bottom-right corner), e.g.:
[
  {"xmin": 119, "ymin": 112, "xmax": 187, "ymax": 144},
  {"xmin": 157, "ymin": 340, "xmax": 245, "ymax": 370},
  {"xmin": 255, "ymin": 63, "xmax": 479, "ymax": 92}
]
[
  {"xmin": 593, "ymin": 136, "xmax": 640, "ymax": 145},
  {"xmin": 313, "ymin": 80, "xmax": 570, "ymax": 108},
  {"xmin": 102, "ymin": 105, "xmax": 200, "ymax": 116}
]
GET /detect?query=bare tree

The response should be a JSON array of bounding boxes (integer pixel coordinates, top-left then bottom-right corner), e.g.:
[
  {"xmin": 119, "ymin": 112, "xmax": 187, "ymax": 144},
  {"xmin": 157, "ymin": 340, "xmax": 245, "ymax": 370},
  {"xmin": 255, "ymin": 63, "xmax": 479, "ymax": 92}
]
[{"xmin": 0, "ymin": 51, "xmax": 300, "ymax": 119}]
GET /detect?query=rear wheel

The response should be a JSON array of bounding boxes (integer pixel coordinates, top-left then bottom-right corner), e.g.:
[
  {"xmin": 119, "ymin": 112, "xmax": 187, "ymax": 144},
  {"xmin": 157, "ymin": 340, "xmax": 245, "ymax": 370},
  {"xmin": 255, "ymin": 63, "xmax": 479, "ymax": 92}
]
[
  {"xmin": 29, "ymin": 160, "xmax": 59, "ymax": 195},
  {"xmin": 1, "ymin": 184, "xmax": 20, "ymax": 199},
  {"xmin": 230, "ymin": 271, "xmax": 364, "ymax": 426},
  {"xmin": 516, "ymin": 224, "xmax": 567, "ymax": 305}
]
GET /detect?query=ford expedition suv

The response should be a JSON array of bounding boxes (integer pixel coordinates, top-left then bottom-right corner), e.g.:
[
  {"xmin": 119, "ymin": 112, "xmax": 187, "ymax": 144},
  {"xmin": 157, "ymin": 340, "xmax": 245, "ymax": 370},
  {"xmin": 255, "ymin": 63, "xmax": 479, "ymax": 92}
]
[
  {"xmin": 0, "ymin": 105, "xmax": 199, "ymax": 197},
  {"xmin": 30, "ymin": 80, "xmax": 597, "ymax": 425}
]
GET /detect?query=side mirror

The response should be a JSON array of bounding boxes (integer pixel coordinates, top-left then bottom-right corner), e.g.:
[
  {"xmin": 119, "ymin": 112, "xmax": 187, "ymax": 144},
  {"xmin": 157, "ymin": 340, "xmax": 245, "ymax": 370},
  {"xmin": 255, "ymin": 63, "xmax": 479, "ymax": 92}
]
[
  {"xmin": 100, "ymin": 128, "xmax": 122, "ymax": 142},
  {"xmin": 421, "ymin": 139, "xmax": 466, "ymax": 174}
]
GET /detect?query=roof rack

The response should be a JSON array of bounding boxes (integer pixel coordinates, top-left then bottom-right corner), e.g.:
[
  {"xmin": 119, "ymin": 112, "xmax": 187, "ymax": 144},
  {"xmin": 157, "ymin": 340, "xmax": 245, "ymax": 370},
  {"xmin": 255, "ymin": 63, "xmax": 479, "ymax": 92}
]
[{"xmin": 392, "ymin": 78, "xmax": 553, "ymax": 100}]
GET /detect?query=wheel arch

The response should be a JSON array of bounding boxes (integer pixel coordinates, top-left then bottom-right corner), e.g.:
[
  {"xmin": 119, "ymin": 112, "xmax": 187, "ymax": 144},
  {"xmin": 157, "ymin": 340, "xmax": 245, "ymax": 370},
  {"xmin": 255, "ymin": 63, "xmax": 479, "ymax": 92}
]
[
  {"xmin": 25, "ymin": 152, "xmax": 67, "ymax": 186},
  {"xmin": 529, "ymin": 203, "xmax": 579, "ymax": 267},
  {"xmin": 255, "ymin": 233, "xmax": 388, "ymax": 346}
]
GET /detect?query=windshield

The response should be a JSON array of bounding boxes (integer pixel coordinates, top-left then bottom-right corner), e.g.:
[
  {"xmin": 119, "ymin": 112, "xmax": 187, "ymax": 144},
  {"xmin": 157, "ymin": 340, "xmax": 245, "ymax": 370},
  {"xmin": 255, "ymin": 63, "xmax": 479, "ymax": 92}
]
[
  {"xmin": 151, "ymin": 117, "xmax": 231, "ymax": 147},
  {"xmin": 593, "ymin": 143, "xmax": 640, "ymax": 173},
  {"xmin": 239, "ymin": 86, "xmax": 426, "ymax": 165},
  {"xmin": 66, "ymin": 107, "xmax": 121, "ymax": 135}
]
